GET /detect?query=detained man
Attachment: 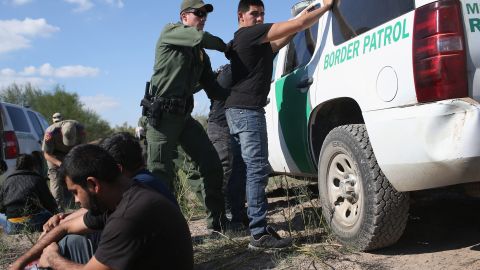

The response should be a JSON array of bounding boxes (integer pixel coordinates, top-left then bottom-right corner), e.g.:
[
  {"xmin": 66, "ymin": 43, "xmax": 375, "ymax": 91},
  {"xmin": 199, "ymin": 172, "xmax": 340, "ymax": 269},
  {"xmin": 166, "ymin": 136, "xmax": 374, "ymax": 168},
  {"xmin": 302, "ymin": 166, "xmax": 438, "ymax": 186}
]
[{"xmin": 8, "ymin": 145, "xmax": 193, "ymax": 270}]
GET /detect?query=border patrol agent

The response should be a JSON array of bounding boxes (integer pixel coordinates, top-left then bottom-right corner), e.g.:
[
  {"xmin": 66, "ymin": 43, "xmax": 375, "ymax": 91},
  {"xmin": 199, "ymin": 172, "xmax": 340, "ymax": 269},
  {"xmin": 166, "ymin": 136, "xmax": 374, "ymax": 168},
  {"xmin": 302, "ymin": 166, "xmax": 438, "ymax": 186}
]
[
  {"xmin": 52, "ymin": 112, "xmax": 63, "ymax": 123},
  {"xmin": 42, "ymin": 120, "xmax": 86, "ymax": 209},
  {"xmin": 143, "ymin": 0, "xmax": 230, "ymax": 231}
]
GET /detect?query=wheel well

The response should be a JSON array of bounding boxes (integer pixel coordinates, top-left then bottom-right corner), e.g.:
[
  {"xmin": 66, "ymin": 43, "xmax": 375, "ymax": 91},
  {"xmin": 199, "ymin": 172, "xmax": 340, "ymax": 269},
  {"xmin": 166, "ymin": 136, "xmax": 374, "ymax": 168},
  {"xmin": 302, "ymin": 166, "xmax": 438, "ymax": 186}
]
[{"xmin": 310, "ymin": 98, "xmax": 364, "ymax": 165}]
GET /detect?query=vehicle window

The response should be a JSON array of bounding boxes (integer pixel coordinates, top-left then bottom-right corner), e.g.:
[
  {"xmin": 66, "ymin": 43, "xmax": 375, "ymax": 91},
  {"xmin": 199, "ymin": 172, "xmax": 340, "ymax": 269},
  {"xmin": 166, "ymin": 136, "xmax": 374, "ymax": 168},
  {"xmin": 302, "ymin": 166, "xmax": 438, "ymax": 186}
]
[
  {"xmin": 5, "ymin": 106, "xmax": 30, "ymax": 132},
  {"xmin": 36, "ymin": 113, "xmax": 50, "ymax": 130},
  {"xmin": 27, "ymin": 111, "xmax": 44, "ymax": 138},
  {"xmin": 332, "ymin": 0, "xmax": 415, "ymax": 45},
  {"xmin": 0, "ymin": 108, "xmax": 6, "ymax": 130},
  {"xmin": 284, "ymin": 23, "xmax": 319, "ymax": 75}
]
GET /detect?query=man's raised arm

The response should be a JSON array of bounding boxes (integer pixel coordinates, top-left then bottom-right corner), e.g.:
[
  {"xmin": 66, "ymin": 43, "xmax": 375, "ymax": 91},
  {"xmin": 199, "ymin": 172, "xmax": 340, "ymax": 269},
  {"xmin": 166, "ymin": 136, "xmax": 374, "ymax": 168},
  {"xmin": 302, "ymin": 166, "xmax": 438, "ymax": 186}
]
[{"xmin": 267, "ymin": 0, "xmax": 334, "ymax": 52}]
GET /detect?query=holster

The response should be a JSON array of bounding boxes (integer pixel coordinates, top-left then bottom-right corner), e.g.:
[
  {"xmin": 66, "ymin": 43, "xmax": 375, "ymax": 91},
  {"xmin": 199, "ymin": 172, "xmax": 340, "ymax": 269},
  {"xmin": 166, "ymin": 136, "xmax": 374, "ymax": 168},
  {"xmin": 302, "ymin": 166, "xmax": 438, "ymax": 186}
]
[
  {"xmin": 141, "ymin": 81, "xmax": 152, "ymax": 117},
  {"xmin": 145, "ymin": 96, "xmax": 194, "ymax": 129}
]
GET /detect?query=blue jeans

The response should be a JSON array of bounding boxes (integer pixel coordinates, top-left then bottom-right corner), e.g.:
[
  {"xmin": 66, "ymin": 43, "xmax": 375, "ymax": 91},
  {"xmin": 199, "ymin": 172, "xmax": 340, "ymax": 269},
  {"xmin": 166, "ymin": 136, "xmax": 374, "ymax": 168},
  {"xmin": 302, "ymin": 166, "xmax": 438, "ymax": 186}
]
[
  {"xmin": 225, "ymin": 108, "xmax": 272, "ymax": 235},
  {"xmin": 0, "ymin": 211, "xmax": 52, "ymax": 235},
  {"xmin": 57, "ymin": 234, "xmax": 98, "ymax": 264}
]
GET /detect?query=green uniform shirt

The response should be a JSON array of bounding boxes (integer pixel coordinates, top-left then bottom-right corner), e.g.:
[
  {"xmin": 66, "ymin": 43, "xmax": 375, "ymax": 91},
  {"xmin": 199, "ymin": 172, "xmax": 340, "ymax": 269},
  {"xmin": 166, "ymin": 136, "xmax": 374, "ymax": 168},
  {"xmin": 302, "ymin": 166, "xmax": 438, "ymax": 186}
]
[
  {"xmin": 150, "ymin": 22, "xmax": 228, "ymax": 100},
  {"xmin": 138, "ymin": 116, "xmax": 148, "ymax": 130}
]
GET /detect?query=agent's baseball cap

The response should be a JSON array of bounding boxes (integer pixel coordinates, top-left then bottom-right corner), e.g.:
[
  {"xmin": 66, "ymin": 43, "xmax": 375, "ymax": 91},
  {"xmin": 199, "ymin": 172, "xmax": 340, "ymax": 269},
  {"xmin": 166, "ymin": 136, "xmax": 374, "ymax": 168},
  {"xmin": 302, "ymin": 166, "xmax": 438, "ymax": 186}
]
[
  {"xmin": 180, "ymin": 0, "xmax": 213, "ymax": 13},
  {"xmin": 52, "ymin": 112, "xmax": 63, "ymax": 123},
  {"xmin": 61, "ymin": 121, "xmax": 77, "ymax": 146}
]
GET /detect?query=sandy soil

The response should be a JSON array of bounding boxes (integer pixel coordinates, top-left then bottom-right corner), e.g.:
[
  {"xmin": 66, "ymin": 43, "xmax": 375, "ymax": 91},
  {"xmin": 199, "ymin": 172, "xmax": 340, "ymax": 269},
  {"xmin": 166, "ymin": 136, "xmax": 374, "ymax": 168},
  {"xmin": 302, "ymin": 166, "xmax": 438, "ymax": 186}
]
[
  {"xmin": 191, "ymin": 185, "xmax": 480, "ymax": 270},
  {"xmin": 2, "ymin": 185, "xmax": 479, "ymax": 270}
]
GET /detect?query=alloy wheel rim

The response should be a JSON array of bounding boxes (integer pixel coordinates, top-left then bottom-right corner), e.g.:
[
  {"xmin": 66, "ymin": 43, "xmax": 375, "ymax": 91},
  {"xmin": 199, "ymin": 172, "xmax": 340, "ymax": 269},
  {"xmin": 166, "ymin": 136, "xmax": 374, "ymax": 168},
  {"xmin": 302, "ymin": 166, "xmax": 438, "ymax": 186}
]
[{"xmin": 326, "ymin": 152, "xmax": 363, "ymax": 228}]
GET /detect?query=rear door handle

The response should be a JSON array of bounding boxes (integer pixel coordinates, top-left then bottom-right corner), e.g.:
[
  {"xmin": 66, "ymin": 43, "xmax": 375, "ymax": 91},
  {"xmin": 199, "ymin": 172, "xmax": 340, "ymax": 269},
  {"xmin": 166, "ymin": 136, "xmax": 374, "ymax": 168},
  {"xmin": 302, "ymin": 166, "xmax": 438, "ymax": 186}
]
[{"xmin": 297, "ymin": 78, "xmax": 313, "ymax": 89}]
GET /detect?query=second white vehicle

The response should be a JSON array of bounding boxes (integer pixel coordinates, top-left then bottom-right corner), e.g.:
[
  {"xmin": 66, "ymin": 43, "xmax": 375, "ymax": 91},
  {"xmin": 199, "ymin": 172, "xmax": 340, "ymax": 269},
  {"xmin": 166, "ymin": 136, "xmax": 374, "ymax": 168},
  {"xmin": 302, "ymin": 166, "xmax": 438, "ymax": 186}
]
[{"xmin": 0, "ymin": 101, "xmax": 50, "ymax": 183}]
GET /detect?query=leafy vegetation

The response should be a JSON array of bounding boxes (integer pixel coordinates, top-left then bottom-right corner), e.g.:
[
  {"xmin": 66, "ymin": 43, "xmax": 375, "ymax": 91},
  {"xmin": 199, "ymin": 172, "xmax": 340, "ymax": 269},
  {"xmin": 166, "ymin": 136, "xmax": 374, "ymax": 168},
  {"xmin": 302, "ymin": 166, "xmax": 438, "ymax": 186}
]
[{"xmin": 0, "ymin": 83, "xmax": 136, "ymax": 142}]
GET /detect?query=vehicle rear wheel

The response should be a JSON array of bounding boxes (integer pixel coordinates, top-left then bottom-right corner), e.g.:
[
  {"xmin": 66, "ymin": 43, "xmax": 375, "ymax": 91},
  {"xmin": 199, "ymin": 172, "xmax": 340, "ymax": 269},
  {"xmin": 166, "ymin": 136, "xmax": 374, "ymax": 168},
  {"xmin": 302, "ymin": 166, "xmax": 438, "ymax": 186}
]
[{"xmin": 318, "ymin": 124, "xmax": 409, "ymax": 251}]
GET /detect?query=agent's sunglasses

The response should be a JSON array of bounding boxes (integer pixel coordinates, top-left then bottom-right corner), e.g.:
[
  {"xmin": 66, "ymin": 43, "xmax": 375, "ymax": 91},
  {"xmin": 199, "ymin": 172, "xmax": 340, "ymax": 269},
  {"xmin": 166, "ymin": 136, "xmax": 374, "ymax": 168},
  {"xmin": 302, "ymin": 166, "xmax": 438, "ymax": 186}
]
[{"xmin": 185, "ymin": 8, "xmax": 207, "ymax": 18}]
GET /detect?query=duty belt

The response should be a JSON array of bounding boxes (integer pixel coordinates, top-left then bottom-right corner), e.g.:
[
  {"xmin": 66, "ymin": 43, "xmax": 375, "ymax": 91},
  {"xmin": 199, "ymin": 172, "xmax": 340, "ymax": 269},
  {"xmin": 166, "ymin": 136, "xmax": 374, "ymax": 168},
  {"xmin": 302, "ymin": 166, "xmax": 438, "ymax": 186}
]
[{"xmin": 153, "ymin": 97, "xmax": 187, "ymax": 114}]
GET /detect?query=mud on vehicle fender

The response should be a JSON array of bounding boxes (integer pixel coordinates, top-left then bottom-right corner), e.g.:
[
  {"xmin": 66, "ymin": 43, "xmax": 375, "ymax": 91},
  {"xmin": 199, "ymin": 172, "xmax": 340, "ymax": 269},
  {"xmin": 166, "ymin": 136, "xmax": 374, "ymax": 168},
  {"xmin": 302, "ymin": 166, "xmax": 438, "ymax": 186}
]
[{"xmin": 318, "ymin": 124, "xmax": 409, "ymax": 251}]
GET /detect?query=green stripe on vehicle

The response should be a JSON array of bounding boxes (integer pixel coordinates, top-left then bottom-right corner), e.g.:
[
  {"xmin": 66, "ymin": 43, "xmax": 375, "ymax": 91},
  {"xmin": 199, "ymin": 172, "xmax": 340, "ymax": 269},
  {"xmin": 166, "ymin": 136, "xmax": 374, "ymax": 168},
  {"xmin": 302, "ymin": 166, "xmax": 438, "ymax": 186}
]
[{"xmin": 275, "ymin": 68, "xmax": 316, "ymax": 173}]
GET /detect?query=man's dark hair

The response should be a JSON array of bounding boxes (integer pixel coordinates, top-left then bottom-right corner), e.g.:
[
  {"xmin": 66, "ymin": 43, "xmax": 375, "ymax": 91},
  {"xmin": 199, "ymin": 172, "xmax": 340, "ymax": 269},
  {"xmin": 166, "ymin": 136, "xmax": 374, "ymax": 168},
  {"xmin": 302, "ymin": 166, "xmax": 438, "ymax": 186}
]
[
  {"xmin": 99, "ymin": 132, "xmax": 143, "ymax": 173},
  {"xmin": 16, "ymin": 154, "xmax": 35, "ymax": 171},
  {"xmin": 238, "ymin": 0, "xmax": 264, "ymax": 13},
  {"xmin": 61, "ymin": 144, "xmax": 120, "ymax": 187}
]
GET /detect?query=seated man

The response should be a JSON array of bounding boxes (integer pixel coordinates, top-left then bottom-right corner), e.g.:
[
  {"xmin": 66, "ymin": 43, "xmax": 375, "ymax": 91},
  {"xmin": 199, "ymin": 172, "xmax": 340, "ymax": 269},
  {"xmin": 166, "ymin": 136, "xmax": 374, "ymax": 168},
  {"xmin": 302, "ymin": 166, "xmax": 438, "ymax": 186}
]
[
  {"xmin": 41, "ymin": 132, "xmax": 178, "ymax": 235},
  {"xmin": 0, "ymin": 154, "xmax": 58, "ymax": 234},
  {"xmin": 99, "ymin": 132, "xmax": 178, "ymax": 206},
  {"xmin": 8, "ymin": 144, "xmax": 193, "ymax": 270}
]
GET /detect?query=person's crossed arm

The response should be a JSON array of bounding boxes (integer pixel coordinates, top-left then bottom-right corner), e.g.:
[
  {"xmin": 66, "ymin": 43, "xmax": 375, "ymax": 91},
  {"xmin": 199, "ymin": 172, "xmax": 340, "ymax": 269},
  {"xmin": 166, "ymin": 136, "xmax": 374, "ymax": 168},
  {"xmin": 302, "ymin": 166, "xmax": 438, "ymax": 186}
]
[
  {"xmin": 40, "ymin": 208, "xmax": 89, "ymax": 238},
  {"xmin": 38, "ymin": 245, "xmax": 111, "ymax": 270},
  {"xmin": 8, "ymin": 212, "xmax": 92, "ymax": 270}
]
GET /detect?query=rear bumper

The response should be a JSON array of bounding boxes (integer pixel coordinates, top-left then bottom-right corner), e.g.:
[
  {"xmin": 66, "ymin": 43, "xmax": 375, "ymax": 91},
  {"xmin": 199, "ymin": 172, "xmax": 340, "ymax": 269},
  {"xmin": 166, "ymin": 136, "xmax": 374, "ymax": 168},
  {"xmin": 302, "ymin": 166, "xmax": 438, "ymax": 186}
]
[{"xmin": 364, "ymin": 98, "xmax": 480, "ymax": 191}]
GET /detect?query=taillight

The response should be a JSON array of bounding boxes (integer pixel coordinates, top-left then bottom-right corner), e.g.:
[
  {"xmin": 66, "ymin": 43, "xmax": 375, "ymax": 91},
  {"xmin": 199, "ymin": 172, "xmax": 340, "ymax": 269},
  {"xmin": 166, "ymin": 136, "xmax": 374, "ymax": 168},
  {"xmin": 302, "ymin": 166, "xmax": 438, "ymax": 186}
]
[
  {"xmin": 413, "ymin": 0, "xmax": 468, "ymax": 102},
  {"xmin": 4, "ymin": 131, "xmax": 19, "ymax": 159}
]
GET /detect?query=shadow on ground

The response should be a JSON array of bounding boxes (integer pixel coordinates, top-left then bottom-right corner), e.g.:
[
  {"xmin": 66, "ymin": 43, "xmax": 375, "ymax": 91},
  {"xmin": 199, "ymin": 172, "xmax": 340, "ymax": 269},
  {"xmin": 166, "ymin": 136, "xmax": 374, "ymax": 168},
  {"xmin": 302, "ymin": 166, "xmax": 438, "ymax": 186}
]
[
  {"xmin": 194, "ymin": 183, "xmax": 480, "ymax": 269},
  {"xmin": 374, "ymin": 189, "xmax": 480, "ymax": 255}
]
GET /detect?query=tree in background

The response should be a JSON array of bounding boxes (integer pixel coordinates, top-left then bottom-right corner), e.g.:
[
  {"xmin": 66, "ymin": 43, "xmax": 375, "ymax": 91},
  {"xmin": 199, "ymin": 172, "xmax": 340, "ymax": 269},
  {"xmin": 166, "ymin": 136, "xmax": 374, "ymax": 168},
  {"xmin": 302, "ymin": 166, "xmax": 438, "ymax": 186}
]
[
  {"xmin": 111, "ymin": 122, "xmax": 135, "ymax": 134},
  {"xmin": 0, "ymin": 83, "xmax": 112, "ymax": 142}
]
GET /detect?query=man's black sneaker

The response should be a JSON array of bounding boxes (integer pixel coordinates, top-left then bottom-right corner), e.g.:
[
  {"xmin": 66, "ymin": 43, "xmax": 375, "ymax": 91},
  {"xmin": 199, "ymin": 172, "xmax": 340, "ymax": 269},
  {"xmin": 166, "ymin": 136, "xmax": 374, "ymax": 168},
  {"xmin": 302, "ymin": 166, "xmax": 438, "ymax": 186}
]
[{"xmin": 248, "ymin": 225, "xmax": 293, "ymax": 250}]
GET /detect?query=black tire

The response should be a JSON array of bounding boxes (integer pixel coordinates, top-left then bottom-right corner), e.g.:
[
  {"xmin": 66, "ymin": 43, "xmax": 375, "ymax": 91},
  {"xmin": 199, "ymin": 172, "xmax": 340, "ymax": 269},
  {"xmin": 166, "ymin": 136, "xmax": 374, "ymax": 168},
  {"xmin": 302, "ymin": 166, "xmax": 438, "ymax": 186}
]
[{"xmin": 318, "ymin": 124, "xmax": 409, "ymax": 251}]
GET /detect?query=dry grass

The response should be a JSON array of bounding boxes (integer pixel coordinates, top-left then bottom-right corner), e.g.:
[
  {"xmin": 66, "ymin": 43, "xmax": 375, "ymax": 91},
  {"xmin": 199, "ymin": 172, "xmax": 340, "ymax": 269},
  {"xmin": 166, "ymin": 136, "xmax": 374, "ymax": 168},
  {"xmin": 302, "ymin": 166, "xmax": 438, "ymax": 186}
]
[
  {"xmin": 0, "ymin": 174, "xmax": 347, "ymax": 270},
  {"xmin": 175, "ymin": 168, "xmax": 206, "ymax": 222},
  {"xmin": 0, "ymin": 232, "xmax": 39, "ymax": 269},
  {"xmin": 191, "ymin": 175, "xmax": 348, "ymax": 269}
]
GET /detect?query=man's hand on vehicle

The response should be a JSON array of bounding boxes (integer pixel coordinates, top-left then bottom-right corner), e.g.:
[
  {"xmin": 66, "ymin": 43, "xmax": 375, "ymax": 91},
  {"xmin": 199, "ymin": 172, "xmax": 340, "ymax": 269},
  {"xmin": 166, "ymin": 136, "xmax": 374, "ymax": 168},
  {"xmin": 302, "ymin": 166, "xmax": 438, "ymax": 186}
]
[{"xmin": 323, "ymin": 0, "xmax": 335, "ymax": 9}]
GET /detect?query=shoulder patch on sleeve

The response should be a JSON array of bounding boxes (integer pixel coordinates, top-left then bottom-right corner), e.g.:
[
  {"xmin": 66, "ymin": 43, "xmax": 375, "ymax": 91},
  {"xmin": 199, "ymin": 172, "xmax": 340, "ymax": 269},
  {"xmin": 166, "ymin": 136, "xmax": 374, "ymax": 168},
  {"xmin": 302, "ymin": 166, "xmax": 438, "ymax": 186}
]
[{"xmin": 44, "ymin": 132, "xmax": 53, "ymax": 142}]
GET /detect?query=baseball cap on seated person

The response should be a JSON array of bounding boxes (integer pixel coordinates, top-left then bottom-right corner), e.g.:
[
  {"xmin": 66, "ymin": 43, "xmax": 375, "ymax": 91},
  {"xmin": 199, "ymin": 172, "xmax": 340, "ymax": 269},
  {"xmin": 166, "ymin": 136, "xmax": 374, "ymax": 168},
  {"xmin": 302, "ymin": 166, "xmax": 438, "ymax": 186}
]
[
  {"xmin": 61, "ymin": 121, "xmax": 77, "ymax": 146},
  {"xmin": 180, "ymin": 0, "xmax": 213, "ymax": 13}
]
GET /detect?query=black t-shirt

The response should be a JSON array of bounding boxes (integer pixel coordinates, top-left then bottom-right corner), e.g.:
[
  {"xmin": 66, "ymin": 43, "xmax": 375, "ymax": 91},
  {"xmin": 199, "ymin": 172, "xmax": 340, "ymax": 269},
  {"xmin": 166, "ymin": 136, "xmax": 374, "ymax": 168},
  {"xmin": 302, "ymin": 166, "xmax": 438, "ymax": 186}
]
[
  {"xmin": 225, "ymin": 23, "xmax": 274, "ymax": 109},
  {"xmin": 83, "ymin": 183, "xmax": 193, "ymax": 270}
]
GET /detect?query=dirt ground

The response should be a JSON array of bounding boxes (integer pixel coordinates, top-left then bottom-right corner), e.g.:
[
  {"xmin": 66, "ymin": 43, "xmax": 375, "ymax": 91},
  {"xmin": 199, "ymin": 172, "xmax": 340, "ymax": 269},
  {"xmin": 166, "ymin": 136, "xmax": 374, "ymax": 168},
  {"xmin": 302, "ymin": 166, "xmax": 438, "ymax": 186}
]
[
  {"xmin": 2, "ymin": 184, "xmax": 480, "ymax": 270},
  {"xmin": 191, "ymin": 184, "xmax": 480, "ymax": 270}
]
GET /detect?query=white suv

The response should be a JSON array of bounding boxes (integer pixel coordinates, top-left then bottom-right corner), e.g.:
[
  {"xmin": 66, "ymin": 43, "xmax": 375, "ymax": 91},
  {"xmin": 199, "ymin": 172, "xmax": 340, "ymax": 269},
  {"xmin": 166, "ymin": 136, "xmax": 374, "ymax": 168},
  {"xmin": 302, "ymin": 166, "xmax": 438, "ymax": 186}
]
[
  {"xmin": 0, "ymin": 101, "xmax": 50, "ymax": 182},
  {"xmin": 266, "ymin": 0, "xmax": 480, "ymax": 250}
]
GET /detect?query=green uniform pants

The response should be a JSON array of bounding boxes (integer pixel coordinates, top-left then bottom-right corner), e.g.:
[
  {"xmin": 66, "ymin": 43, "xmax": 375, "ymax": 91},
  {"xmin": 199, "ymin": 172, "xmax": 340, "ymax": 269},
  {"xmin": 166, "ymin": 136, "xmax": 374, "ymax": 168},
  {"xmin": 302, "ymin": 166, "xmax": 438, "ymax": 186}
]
[
  {"xmin": 48, "ymin": 166, "xmax": 72, "ymax": 210},
  {"xmin": 146, "ymin": 112, "xmax": 226, "ymax": 229}
]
